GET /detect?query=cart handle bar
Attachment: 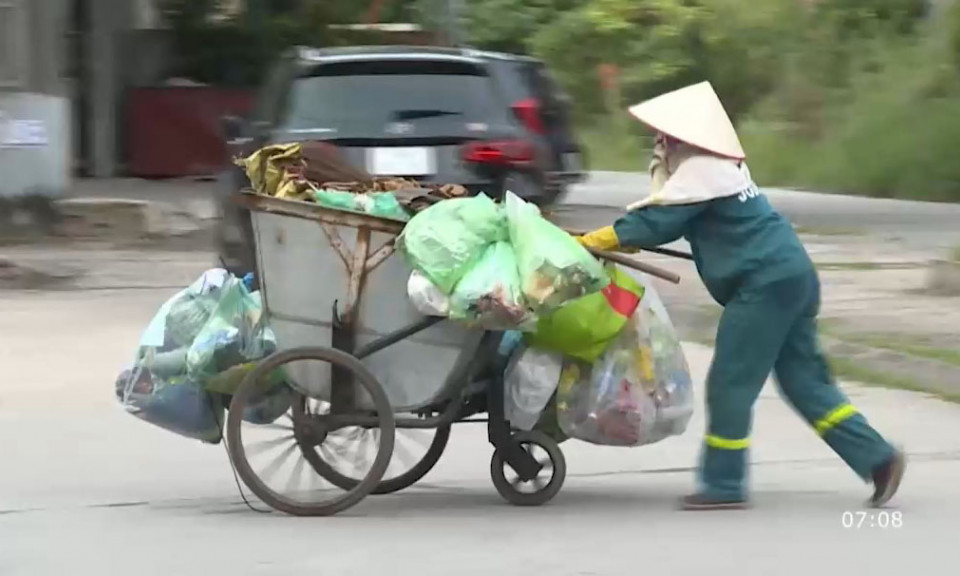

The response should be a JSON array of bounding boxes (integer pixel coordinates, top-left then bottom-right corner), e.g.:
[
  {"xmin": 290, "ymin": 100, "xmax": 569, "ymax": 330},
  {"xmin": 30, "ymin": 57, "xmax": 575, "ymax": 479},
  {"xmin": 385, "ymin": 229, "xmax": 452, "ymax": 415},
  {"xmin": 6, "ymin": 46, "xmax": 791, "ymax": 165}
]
[{"xmin": 586, "ymin": 248, "xmax": 681, "ymax": 284}]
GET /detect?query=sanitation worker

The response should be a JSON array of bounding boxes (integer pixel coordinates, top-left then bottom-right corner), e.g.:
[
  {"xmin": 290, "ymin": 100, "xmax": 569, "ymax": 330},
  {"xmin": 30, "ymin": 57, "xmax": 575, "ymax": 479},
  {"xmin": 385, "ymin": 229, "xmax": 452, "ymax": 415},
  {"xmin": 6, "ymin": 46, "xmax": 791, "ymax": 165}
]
[{"xmin": 577, "ymin": 81, "xmax": 905, "ymax": 510}]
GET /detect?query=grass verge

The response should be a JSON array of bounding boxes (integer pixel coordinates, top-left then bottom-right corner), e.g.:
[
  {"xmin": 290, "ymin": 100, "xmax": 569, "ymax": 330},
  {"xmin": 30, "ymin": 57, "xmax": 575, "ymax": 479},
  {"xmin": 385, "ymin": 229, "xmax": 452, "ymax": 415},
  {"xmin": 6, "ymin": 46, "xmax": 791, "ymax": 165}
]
[
  {"xmin": 828, "ymin": 356, "xmax": 960, "ymax": 404},
  {"xmin": 816, "ymin": 262, "xmax": 884, "ymax": 272},
  {"xmin": 683, "ymin": 309, "xmax": 960, "ymax": 403},
  {"xmin": 815, "ymin": 261, "xmax": 927, "ymax": 271},
  {"xmin": 794, "ymin": 226, "xmax": 866, "ymax": 237},
  {"xmin": 820, "ymin": 328, "xmax": 960, "ymax": 368}
]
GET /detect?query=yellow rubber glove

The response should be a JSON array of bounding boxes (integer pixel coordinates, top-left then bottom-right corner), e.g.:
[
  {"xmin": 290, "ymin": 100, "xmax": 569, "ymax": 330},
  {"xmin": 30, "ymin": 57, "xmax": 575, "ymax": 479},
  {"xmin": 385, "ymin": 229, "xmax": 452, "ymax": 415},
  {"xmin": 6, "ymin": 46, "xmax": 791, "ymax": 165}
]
[{"xmin": 576, "ymin": 226, "xmax": 621, "ymax": 251}]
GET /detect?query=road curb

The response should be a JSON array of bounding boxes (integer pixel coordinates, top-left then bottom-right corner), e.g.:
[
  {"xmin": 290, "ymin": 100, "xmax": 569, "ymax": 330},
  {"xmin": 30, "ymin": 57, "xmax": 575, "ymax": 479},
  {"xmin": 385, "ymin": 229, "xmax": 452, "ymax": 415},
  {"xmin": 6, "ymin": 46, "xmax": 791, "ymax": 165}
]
[
  {"xmin": 57, "ymin": 198, "xmax": 168, "ymax": 238},
  {"xmin": 2, "ymin": 197, "xmax": 214, "ymax": 243},
  {"xmin": 0, "ymin": 257, "xmax": 83, "ymax": 290}
]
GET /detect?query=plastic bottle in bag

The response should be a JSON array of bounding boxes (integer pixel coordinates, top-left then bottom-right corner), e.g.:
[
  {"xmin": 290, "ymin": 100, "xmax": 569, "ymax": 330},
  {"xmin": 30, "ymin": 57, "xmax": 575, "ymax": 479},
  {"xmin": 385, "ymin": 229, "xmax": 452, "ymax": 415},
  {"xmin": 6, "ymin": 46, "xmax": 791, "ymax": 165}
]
[{"xmin": 557, "ymin": 326, "xmax": 657, "ymax": 447}]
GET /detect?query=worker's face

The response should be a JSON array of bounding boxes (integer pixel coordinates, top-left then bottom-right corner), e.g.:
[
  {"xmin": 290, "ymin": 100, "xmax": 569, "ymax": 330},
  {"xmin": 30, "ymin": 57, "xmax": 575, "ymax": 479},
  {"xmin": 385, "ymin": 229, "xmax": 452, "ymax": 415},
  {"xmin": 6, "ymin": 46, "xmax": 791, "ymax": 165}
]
[{"xmin": 655, "ymin": 132, "xmax": 680, "ymax": 151}]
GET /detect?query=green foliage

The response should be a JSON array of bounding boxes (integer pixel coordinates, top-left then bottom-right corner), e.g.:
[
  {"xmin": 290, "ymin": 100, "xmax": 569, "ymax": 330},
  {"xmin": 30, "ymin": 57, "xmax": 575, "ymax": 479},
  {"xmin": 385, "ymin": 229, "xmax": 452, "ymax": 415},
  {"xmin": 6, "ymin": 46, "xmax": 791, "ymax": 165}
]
[
  {"xmin": 740, "ymin": 22, "xmax": 960, "ymax": 202},
  {"xmin": 159, "ymin": 0, "xmax": 421, "ymax": 86},
  {"xmin": 950, "ymin": 0, "xmax": 960, "ymax": 71},
  {"xmin": 528, "ymin": 0, "xmax": 802, "ymax": 121},
  {"xmin": 458, "ymin": 0, "xmax": 946, "ymax": 201},
  {"xmin": 577, "ymin": 116, "xmax": 650, "ymax": 171},
  {"xmin": 463, "ymin": 0, "xmax": 588, "ymax": 54}
]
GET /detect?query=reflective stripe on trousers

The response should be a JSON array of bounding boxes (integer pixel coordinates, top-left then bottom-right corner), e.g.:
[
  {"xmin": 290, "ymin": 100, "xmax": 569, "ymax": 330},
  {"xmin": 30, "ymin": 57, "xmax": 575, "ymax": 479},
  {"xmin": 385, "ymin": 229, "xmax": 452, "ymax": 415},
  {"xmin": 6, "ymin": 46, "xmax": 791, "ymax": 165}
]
[
  {"xmin": 705, "ymin": 434, "xmax": 750, "ymax": 450},
  {"xmin": 704, "ymin": 404, "xmax": 857, "ymax": 450},
  {"xmin": 814, "ymin": 403, "xmax": 858, "ymax": 436}
]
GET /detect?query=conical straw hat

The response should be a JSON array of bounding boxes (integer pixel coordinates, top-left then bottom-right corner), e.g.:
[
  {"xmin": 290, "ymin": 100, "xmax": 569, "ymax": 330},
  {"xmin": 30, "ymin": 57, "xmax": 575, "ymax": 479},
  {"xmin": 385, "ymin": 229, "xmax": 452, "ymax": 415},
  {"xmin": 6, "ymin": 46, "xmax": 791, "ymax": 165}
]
[{"xmin": 628, "ymin": 81, "xmax": 746, "ymax": 160}]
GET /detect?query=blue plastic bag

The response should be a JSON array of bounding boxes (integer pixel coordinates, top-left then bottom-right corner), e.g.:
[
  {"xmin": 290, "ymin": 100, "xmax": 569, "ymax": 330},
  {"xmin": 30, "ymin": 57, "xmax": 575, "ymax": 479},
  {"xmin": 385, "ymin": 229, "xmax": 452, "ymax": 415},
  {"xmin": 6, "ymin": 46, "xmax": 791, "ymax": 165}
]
[
  {"xmin": 116, "ymin": 367, "xmax": 223, "ymax": 443},
  {"xmin": 116, "ymin": 268, "xmax": 283, "ymax": 443}
]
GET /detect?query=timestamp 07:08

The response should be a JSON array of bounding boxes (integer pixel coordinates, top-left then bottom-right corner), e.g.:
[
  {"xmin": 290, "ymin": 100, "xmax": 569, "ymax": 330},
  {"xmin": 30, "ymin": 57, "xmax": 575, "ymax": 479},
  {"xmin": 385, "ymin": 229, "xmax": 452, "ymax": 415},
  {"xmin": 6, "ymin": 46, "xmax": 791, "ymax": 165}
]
[{"xmin": 841, "ymin": 510, "xmax": 903, "ymax": 528}]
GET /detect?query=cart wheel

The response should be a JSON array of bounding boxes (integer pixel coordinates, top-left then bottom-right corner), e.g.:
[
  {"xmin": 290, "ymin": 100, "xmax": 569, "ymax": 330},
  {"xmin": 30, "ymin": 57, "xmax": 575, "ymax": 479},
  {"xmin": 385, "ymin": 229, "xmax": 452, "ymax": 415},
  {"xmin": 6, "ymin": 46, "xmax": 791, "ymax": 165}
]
[
  {"xmin": 226, "ymin": 347, "xmax": 395, "ymax": 517},
  {"xmin": 301, "ymin": 418, "xmax": 450, "ymax": 495},
  {"xmin": 490, "ymin": 430, "xmax": 566, "ymax": 507}
]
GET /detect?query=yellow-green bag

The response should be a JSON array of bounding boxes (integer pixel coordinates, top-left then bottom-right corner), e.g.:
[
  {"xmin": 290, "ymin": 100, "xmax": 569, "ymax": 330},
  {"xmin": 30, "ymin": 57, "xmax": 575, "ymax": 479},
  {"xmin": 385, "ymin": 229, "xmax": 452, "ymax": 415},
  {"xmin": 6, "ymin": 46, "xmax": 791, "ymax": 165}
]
[{"xmin": 524, "ymin": 265, "xmax": 645, "ymax": 363}]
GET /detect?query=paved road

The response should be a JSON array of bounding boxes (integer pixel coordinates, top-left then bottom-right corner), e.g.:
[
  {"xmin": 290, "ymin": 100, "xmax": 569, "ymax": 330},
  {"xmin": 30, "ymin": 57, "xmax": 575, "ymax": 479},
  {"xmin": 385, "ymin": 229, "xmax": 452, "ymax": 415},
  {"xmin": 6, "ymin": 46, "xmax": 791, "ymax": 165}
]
[
  {"xmin": 553, "ymin": 172, "xmax": 960, "ymax": 252},
  {"xmin": 3, "ymin": 284, "xmax": 960, "ymax": 574}
]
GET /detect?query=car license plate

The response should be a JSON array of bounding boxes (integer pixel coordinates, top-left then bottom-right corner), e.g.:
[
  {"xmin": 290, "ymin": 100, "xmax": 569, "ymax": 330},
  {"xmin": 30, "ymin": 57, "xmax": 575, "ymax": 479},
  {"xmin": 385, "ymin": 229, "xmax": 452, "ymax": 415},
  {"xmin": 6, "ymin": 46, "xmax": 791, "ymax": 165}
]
[{"xmin": 366, "ymin": 147, "xmax": 436, "ymax": 176}]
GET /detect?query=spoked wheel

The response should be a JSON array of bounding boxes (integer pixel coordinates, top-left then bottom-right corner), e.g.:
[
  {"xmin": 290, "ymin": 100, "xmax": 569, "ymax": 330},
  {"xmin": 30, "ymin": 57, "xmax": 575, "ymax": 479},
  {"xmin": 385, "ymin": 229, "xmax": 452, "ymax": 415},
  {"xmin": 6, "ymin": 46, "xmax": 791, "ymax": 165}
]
[
  {"xmin": 297, "ymin": 403, "xmax": 451, "ymax": 495},
  {"xmin": 226, "ymin": 347, "xmax": 395, "ymax": 517},
  {"xmin": 490, "ymin": 430, "xmax": 566, "ymax": 507}
]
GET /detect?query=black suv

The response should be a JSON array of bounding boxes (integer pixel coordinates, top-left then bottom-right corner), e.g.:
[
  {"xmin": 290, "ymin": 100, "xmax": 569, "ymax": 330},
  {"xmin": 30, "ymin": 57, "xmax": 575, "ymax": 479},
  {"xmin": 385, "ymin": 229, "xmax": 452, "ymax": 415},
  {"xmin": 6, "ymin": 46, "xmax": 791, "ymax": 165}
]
[{"xmin": 216, "ymin": 45, "xmax": 587, "ymax": 275}]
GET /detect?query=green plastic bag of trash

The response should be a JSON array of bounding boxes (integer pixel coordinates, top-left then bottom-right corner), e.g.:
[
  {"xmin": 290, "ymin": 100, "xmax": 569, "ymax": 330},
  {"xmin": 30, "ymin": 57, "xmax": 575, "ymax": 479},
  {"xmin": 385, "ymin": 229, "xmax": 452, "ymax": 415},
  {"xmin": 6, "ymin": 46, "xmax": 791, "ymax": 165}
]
[
  {"xmin": 362, "ymin": 192, "xmax": 411, "ymax": 222},
  {"xmin": 314, "ymin": 190, "xmax": 411, "ymax": 222},
  {"xmin": 186, "ymin": 278, "xmax": 276, "ymax": 386},
  {"xmin": 525, "ymin": 265, "xmax": 644, "ymax": 363},
  {"xmin": 165, "ymin": 295, "xmax": 217, "ymax": 348},
  {"xmin": 449, "ymin": 241, "xmax": 534, "ymax": 330},
  {"xmin": 314, "ymin": 189, "xmax": 358, "ymax": 212},
  {"xmin": 504, "ymin": 192, "xmax": 608, "ymax": 313},
  {"xmin": 397, "ymin": 194, "xmax": 507, "ymax": 294}
]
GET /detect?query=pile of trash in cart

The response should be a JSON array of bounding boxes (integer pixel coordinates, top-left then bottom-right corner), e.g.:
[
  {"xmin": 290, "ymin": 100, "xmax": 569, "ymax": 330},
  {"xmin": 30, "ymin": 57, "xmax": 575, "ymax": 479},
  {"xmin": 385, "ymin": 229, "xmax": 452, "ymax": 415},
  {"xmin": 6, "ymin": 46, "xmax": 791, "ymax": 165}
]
[
  {"xmin": 236, "ymin": 141, "xmax": 470, "ymax": 221},
  {"xmin": 113, "ymin": 142, "xmax": 694, "ymax": 450},
  {"xmin": 396, "ymin": 187, "xmax": 694, "ymax": 447}
]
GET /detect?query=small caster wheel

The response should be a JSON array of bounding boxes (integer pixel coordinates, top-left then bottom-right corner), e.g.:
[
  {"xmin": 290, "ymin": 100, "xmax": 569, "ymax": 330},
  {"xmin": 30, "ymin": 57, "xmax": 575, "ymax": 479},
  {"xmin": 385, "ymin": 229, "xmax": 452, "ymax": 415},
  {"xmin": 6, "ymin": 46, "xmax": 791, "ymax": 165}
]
[{"xmin": 490, "ymin": 430, "xmax": 566, "ymax": 506}]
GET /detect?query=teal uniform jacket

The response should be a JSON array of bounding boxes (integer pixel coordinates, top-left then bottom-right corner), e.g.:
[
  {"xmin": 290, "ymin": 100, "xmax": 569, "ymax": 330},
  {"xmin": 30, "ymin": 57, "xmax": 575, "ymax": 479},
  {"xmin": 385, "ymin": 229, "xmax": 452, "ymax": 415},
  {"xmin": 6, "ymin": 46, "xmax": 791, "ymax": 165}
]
[
  {"xmin": 612, "ymin": 189, "xmax": 814, "ymax": 305},
  {"xmin": 612, "ymin": 187, "xmax": 895, "ymax": 500}
]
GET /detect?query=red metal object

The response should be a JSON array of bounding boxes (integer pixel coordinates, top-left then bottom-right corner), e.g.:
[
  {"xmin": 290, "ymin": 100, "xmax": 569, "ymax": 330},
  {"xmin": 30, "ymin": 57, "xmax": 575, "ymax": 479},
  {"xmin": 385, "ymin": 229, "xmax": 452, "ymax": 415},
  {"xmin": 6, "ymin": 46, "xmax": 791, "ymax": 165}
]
[{"xmin": 126, "ymin": 87, "xmax": 255, "ymax": 178}]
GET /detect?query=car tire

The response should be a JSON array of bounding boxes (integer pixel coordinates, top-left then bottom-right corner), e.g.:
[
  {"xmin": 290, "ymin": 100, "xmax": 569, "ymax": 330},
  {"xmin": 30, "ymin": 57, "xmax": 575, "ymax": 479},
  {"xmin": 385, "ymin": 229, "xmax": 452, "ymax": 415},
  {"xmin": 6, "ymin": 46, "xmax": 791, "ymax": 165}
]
[{"xmin": 502, "ymin": 171, "xmax": 556, "ymax": 208}]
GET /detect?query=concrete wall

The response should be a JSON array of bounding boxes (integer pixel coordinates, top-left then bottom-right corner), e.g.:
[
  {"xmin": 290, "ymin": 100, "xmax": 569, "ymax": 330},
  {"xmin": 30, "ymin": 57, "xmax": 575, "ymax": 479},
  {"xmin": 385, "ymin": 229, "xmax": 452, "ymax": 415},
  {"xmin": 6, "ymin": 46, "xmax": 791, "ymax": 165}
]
[
  {"xmin": 0, "ymin": 0, "xmax": 71, "ymax": 198},
  {"xmin": 25, "ymin": 0, "xmax": 71, "ymax": 97},
  {"xmin": 1, "ymin": 0, "xmax": 169, "ymax": 191},
  {"xmin": 0, "ymin": 92, "xmax": 71, "ymax": 198}
]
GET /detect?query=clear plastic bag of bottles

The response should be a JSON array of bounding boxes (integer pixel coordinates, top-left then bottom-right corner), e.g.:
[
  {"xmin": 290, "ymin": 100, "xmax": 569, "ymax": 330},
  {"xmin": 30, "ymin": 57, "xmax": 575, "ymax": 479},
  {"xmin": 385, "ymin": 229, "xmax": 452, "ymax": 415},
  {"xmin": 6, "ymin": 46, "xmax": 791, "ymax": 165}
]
[{"xmin": 556, "ymin": 282, "xmax": 693, "ymax": 446}]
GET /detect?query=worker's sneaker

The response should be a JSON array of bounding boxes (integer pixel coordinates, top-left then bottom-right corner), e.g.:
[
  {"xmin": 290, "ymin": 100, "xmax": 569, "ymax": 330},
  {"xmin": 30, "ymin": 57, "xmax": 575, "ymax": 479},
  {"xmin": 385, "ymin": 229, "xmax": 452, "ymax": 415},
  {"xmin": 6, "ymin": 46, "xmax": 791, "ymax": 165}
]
[
  {"xmin": 870, "ymin": 449, "xmax": 906, "ymax": 508},
  {"xmin": 679, "ymin": 493, "xmax": 749, "ymax": 511}
]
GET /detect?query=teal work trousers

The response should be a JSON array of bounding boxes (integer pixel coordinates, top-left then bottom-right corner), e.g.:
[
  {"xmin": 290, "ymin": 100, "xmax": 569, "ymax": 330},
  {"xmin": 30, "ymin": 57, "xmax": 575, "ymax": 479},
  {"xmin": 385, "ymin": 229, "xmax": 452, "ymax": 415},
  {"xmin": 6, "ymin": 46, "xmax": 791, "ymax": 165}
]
[{"xmin": 698, "ymin": 270, "xmax": 896, "ymax": 500}]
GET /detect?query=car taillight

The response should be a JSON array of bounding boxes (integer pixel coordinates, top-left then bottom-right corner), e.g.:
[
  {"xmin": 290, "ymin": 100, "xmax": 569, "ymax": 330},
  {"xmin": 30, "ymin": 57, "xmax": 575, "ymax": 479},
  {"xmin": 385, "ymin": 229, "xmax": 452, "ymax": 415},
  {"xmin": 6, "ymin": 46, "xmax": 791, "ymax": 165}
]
[
  {"xmin": 511, "ymin": 98, "xmax": 546, "ymax": 135},
  {"xmin": 462, "ymin": 140, "xmax": 536, "ymax": 167}
]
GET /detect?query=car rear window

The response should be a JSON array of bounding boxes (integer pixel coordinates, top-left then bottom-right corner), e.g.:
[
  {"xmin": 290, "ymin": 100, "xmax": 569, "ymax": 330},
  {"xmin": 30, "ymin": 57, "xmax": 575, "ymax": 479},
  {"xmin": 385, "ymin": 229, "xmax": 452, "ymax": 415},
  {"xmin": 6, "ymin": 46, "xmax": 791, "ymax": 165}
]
[{"xmin": 279, "ymin": 59, "xmax": 507, "ymax": 137}]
